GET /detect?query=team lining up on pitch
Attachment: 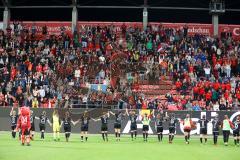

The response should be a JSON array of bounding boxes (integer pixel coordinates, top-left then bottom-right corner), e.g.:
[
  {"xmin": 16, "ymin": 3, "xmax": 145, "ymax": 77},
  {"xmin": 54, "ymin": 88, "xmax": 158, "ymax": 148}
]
[{"xmin": 10, "ymin": 106, "xmax": 240, "ymax": 147}]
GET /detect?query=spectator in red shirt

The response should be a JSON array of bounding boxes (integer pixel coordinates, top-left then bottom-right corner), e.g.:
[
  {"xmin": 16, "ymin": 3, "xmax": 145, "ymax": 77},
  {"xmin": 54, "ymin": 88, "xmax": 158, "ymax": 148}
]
[
  {"xmin": 175, "ymin": 79, "xmax": 182, "ymax": 92},
  {"xmin": 10, "ymin": 65, "xmax": 17, "ymax": 81},
  {"xmin": 225, "ymin": 82, "xmax": 231, "ymax": 91},
  {"xmin": 212, "ymin": 54, "xmax": 217, "ymax": 66},
  {"xmin": 205, "ymin": 90, "xmax": 212, "ymax": 106},
  {"xmin": 213, "ymin": 81, "xmax": 220, "ymax": 91},
  {"xmin": 236, "ymin": 90, "xmax": 240, "ymax": 102},
  {"xmin": 199, "ymin": 99, "xmax": 206, "ymax": 110},
  {"xmin": 188, "ymin": 64, "xmax": 194, "ymax": 77},
  {"xmin": 193, "ymin": 85, "xmax": 199, "ymax": 100},
  {"xmin": 198, "ymin": 86, "xmax": 205, "ymax": 100},
  {"xmin": 221, "ymin": 82, "xmax": 226, "ymax": 91},
  {"xmin": 43, "ymin": 63, "xmax": 49, "ymax": 74},
  {"xmin": 224, "ymin": 90, "xmax": 229, "ymax": 100},
  {"xmin": 36, "ymin": 63, "xmax": 43, "ymax": 73},
  {"xmin": 204, "ymin": 80, "xmax": 211, "ymax": 91}
]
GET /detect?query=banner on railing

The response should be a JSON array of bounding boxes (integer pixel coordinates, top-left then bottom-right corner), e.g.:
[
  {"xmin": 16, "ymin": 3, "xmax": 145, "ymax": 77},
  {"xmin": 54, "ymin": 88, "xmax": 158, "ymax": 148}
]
[
  {"xmin": 17, "ymin": 21, "xmax": 240, "ymax": 39},
  {"xmin": 90, "ymin": 84, "xmax": 108, "ymax": 92}
]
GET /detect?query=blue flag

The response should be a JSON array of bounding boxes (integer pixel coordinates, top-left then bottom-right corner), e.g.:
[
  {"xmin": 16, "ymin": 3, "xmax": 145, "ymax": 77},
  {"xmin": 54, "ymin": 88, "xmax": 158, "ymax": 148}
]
[{"xmin": 90, "ymin": 84, "xmax": 108, "ymax": 92}]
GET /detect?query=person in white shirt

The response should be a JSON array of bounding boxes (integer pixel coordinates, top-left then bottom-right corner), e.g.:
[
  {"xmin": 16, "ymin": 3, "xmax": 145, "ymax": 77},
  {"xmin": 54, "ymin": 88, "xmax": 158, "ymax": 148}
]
[
  {"xmin": 68, "ymin": 79, "xmax": 74, "ymax": 86},
  {"xmin": 43, "ymin": 46, "xmax": 50, "ymax": 55},
  {"xmin": 74, "ymin": 68, "xmax": 81, "ymax": 82},
  {"xmin": 217, "ymin": 48, "xmax": 221, "ymax": 56},
  {"xmin": 204, "ymin": 66, "xmax": 211, "ymax": 79},
  {"xmin": 213, "ymin": 102, "xmax": 220, "ymax": 111},
  {"xmin": 32, "ymin": 86, "xmax": 39, "ymax": 97},
  {"xmin": 118, "ymin": 36, "xmax": 123, "ymax": 47},
  {"xmin": 230, "ymin": 78, "xmax": 236, "ymax": 93},
  {"xmin": 38, "ymin": 40, "xmax": 44, "ymax": 48},
  {"xmin": 225, "ymin": 64, "xmax": 231, "ymax": 78},
  {"xmin": 99, "ymin": 56, "xmax": 105, "ymax": 64},
  {"xmin": 82, "ymin": 95, "xmax": 88, "ymax": 108},
  {"xmin": 99, "ymin": 69, "xmax": 105, "ymax": 81},
  {"xmin": 103, "ymin": 76, "xmax": 110, "ymax": 86},
  {"xmin": 39, "ymin": 86, "xmax": 45, "ymax": 99}
]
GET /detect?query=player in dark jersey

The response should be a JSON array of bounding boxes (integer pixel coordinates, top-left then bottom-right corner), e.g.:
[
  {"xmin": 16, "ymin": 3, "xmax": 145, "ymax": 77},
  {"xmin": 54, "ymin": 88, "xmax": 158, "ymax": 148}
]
[
  {"xmin": 110, "ymin": 110, "xmax": 126, "ymax": 141},
  {"xmin": 167, "ymin": 113, "xmax": 178, "ymax": 144},
  {"xmin": 30, "ymin": 110, "xmax": 36, "ymax": 140},
  {"xmin": 61, "ymin": 111, "xmax": 77, "ymax": 142},
  {"xmin": 126, "ymin": 109, "xmax": 138, "ymax": 140},
  {"xmin": 198, "ymin": 115, "xmax": 209, "ymax": 144},
  {"xmin": 211, "ymin": 114, "xmax": 221, "ymax": 145},
  {"xmin": 154, "ymin": 112, "xmax": 166, "ymax": 142},
  {"xmin": 93, "ymin": 111, "xmax": 110, "ymax": 141},
  {"xmin": 233, "ymin": 116, "xmax": 240, "ymax": 146},
  {"xmin": 37, "ymin": 111, "xmax": 51, "ymax": 139},
  {"xmin": 75, "ymin": 111, "xmax": 91, "ymax": 142},
  {"xmin": 10, "ymin": 108, "xmax": 18, "ymax": 138}
]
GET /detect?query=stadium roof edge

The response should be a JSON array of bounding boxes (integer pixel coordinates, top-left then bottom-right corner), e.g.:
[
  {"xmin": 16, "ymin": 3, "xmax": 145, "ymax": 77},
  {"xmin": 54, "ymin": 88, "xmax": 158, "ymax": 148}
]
[{"xmin": 0, "ymin": 5, "xmax": 239, "ymax": 12}]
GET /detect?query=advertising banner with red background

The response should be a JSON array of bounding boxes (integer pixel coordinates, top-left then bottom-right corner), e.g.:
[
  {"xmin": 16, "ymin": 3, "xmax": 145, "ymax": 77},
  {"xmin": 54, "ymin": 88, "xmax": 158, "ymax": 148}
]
[
  {"xmin": 20, "ymin": 21, "xmax": 240, "ymax": 39},
  {"xmin": 219, "ymin": 24, "xmax": 240, "ymax": 38}
]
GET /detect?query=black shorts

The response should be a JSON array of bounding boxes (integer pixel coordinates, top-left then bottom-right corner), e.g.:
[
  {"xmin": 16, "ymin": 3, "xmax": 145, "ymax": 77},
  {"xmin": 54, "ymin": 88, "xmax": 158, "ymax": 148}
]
[
  {"xmin": 81, "ymin": 125, "xmax": 88, "ymax": 132},
  {"xmin": 11, "ymin": 125, "xmax": 16, "ymax": 130},
  {"xmin": 169, "ymin": 127, "xmax": 175, "ymax": 134},
  {"xmin": 114, "ymin": 123, "xmax": 121, "ymax": 129},
  {"xmin": 200, "ymin": 128, "xmax": 207, "ymax": 135},
  {"xmin": 101, "ymin": 125, "xmax": 108, "ymax": 132},
  {"xmin": 130, "ymin": 124, "xmax": 137, "ymax": 131},
  {"xmin": 30, "ymin": 123, "xmax": 35, "ymax": 131},
  {"xmin": 157, "ymin": 126, "xmax": 163, "ymax": 133},
  {"xmin": 213, "ymin": 131, "xmax": 219, "ymax": 136},
  {"xmin": 64, "ymin": 125, "xmax": 71, "ymax": 133},
  {"xmin": 233, "ymin": 130, "xmax": 240, "ymax": 137},
  {"xmin": 184, "ymin": 128, "xmax": 191, "ymax": 133},
  {"xmin": 142, "ymin": 125, "xmax": 149, "ymax": 131},
  {"xmin": 39, "ymin": 124, "xmax": 46, "ymax": 131}
]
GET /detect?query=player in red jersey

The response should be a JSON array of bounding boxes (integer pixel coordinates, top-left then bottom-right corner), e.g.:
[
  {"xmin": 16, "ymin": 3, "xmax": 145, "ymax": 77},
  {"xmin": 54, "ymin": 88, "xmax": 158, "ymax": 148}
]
[{"xmin": 15, "ymin": 106, "xmax": 31, "ymax": 146}]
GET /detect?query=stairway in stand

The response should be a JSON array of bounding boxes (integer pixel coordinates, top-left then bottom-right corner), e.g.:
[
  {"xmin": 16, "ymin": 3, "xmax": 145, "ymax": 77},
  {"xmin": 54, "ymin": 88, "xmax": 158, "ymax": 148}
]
[
  {"xmin": 115, "ymin": 33, "xmax": 177, "ymax": 101},
  {"xmin": 132, "ymin": 76, "xmax": 177, "ymax": 100}
]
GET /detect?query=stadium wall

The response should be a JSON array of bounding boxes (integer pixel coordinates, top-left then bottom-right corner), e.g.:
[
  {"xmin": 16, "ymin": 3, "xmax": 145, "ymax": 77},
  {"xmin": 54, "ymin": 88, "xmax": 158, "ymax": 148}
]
[
  {"xmin": 17, "ymin": 21, "xmax": 240, "ymax": 39},
  {"xmin": 1, "ymin": 108, "xmax": 240, "ymax": 135}
]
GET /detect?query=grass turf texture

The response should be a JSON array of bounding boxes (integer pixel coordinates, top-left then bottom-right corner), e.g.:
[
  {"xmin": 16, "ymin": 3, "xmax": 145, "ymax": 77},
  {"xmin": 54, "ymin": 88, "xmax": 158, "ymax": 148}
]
[{"xmin": 0, "ymin": 132, "xmax": 239, "ymax": 160}]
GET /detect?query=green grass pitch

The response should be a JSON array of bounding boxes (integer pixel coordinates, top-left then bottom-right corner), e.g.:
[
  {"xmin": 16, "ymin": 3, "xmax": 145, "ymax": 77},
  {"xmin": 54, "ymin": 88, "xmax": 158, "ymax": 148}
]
[{"xmin": 0, "ymin": 132, "xmax": 239, "ymax": 160}]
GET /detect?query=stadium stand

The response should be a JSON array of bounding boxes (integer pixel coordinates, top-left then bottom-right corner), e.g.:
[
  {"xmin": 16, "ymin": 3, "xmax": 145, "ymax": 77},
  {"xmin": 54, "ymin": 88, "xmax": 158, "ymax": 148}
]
[{"xmin": 0, "ymin": 22, "xmax": 239, "ymax": 110}]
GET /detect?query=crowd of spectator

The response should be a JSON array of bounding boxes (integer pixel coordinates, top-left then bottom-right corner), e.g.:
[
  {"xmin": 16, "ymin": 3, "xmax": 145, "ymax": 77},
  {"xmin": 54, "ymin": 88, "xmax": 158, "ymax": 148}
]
[{"xmin": 0, "ymin": 21, "xmax": 239, "ymax": 111}]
